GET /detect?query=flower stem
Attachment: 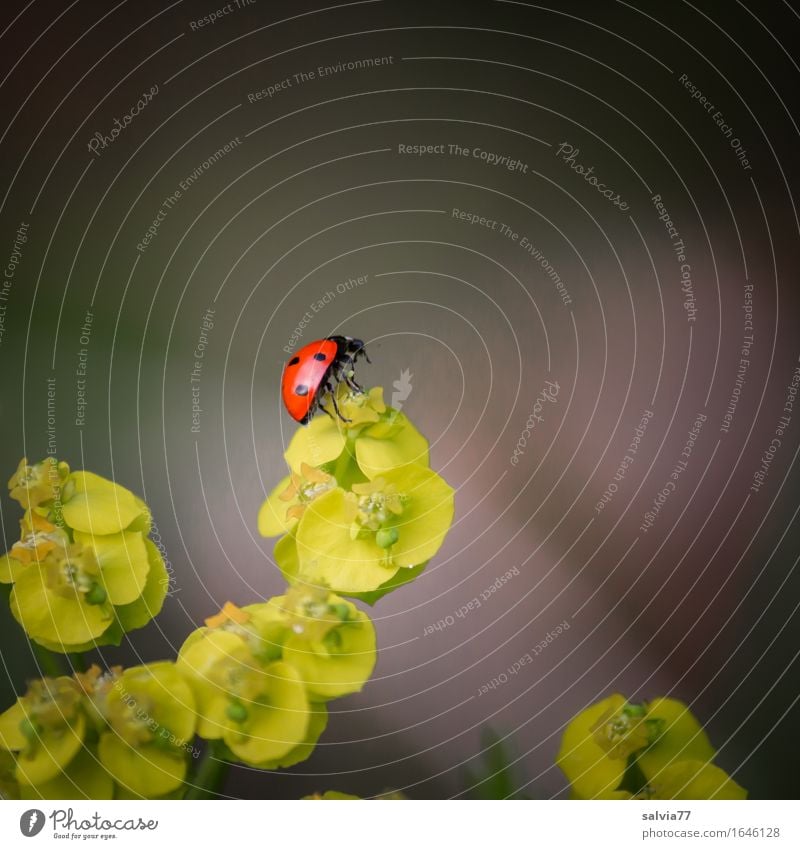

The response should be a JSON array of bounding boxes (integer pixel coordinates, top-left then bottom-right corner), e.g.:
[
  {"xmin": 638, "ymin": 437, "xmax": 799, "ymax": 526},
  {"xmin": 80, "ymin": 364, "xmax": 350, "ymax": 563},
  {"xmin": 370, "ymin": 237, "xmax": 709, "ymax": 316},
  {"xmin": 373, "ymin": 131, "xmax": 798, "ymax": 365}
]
[
  {"xmin": 31, "ymin": 641, "xmax": 65, "ymax": 677},
  {"xmin": 68, "ymin": 653, "xmax": 87, "ymax": 673},
  {"xmin": 333, "ymin": 442, "xmax": 357, "ymax": 488},
  {"xmin": 184, "ymin": 740, "xmax": 230, "ymax": 799},
  {"xmin": 618, "ymin": 754, "xmax": 650, "ymax": 797}
]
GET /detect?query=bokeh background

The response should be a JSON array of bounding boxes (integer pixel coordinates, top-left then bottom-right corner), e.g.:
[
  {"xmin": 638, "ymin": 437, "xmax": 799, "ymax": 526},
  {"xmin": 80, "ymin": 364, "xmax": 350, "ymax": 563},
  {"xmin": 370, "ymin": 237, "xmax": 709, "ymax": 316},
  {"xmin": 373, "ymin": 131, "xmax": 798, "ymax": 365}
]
[{"xmin": 1, "ymin": 0, "xmax": 799, "ymax": 799}]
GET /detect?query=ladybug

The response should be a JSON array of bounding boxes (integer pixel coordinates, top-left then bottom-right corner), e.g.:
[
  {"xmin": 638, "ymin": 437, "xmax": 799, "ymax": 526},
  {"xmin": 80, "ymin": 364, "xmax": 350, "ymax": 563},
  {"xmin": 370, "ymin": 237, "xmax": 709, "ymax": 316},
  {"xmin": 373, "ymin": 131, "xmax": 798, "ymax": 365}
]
[{"xmin": 281, "ymin": 335, "xmax": 370, "ymax": 424}]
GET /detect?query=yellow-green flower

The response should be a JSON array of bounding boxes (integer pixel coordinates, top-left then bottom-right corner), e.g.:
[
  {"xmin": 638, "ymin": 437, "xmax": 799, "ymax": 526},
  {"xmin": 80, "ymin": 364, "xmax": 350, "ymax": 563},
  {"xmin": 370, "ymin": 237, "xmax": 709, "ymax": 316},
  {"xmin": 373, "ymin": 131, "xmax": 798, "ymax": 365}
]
[
  {"xmin": 193, "ymin": 601, "xmax": 287, "ymax": 666},
  {"xmin": 10, "ymin": 542, "xmax": 115, "ymax": 647},
  {"xmin": 258, "ymin": 463, "xmax": 337, "ymax": 537},
  {"xmin": 60, "ymin": 471, "xmax": 151, "ymax": 536},
  {"xmin": 18, "ymin": 746, "xmax": 114, "ymax": 800},
  {"xmin": 557, "ymin": 694, "xmax": 630, "ymax": 798},
  {"xmin": 94, "ymin": 663, "xmax": 196, "ymax": 798},
  {"xmin": 645, "ymin": 760, "xmax": 746, "ymax": 800},
  {"xmin": 1, "ymin": 512, "xmax": 68, "ymax": 584},
  {"xmin": 557, "ymin": 695, "xmax": 747, "ymax": 800},
  {"xmin": 263, "ymin": 587, "xmax": 377, "ymax": 700},
  {"xmin": 8, "ymin": 457, "xmax": 69, "ymax": 511},
  {"xmin": 249, "ymin": 703, "xmax": 328, "ymax": 770},
  {"xmin": 0, "ymin": 676, "xmax": 87, "ymax": 788},
  {"xmin": 2, "ymin": 460, "xmax": 167, "ymax": 650},
  {"xmin": 635, "ymin": 697, "xmax": 714, "ymax": 781},
  {"xmin": 9, "ymin": 534, "xmax": 162, "ymax": 651},
  {"xmin": 293, "ymin": 463, "xmax": 454, "ymax": 593},
  {"xmin": 177, "ymin": 628, "xmax": 310, "ymax": 766},
  {"xmin": 284, "ymin": 386, "xmax": 429, "ymax": 482}
]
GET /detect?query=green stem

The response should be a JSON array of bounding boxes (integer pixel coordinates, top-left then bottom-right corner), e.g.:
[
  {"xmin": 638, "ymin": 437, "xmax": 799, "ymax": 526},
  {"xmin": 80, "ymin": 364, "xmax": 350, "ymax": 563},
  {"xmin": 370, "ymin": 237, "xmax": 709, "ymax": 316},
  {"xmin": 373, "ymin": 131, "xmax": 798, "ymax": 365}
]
[
  {"xmin": 184, "ymin": 740, "xmax": 230, "ymax": 799},
  {"xmin": 68, "ymin": 653, "xmax": 87, "ymax": 673},
  {"xmin": 618, "ymin": 754, "xmax": 650, "ymax": 797},
  {"xmin": 333, "ymin": 443, "xmax": 354, "ymax": 483},
  {"xmin": 31, "ymin": 642, "xmax": 65, "ymax": 677}
]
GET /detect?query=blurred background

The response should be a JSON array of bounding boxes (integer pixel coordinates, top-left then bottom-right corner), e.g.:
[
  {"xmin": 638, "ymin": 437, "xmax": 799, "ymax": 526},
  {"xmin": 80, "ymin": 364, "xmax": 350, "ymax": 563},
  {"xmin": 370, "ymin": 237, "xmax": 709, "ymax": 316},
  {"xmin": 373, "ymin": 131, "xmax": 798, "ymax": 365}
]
[{"xmin": 1, "ymin": 0, "xmax": 799, "ymax": 798}]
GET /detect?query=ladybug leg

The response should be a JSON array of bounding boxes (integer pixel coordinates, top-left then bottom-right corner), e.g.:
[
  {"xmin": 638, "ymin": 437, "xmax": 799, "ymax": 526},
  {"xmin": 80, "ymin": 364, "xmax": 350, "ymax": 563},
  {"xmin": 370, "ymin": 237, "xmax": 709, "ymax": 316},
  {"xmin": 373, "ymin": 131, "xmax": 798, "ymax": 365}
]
[
  {"xmin": 339, "ymin": 354, "xmax": 366, "ymax": 394},
  {"xmin": 324, "ymin": 380, "xmax": 351, "ymax": 423},
  {"xmin": 319, "ymin": 398, "xmax": 337, "ymax": 422},
  {"xmin": 344, "ymin": 370, "xmax": 365, "ymax": 394}
]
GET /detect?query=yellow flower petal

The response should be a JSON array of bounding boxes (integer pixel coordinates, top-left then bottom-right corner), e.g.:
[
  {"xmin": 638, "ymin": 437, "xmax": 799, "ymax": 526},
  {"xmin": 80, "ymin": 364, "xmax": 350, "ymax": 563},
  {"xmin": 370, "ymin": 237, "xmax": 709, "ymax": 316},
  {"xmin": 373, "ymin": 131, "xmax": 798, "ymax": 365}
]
[
  {"xmin": 285, "ymin": 416, "xmax": 346, "ymax": 474},
  {"xmin": 557, "ymin": 694, "xmax": 628, "ymax": 799},
  {"xmin": 258, "ymin": 475, "xmax": 298, "ymax": 538},
  {"xmin": 61, "ymin": 471, "xmax": 146, "ymax": 535},
  {"xmin": 295, "ymin": 488, "xmax": 400, "ymax": 593},
  {"xmin": 0, "ymin": 553, "xmax": 26, "ymax": 585},
  {"xmin": 15, "ymin": 713, "xmax": 86, "ymax": 787},
  {"xmin": 638, "ymin": 698, "xmax": 715, "ymax": 781},
  {"xmin": 650, "ymin": 760, "xmax": 747, "ymax": 800},
  {"xmin": 356, "ymin": 412, "xmax": 430, "ymax": 479}
]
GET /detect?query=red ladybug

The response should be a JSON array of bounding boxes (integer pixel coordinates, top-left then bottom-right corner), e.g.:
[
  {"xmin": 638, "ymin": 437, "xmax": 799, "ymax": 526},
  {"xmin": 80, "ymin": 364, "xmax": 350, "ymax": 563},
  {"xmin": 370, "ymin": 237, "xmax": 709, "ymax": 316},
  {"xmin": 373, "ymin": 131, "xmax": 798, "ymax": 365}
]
[{"xmin": 281, "ymin": 335, "xmax": 370, "ymax": 424}]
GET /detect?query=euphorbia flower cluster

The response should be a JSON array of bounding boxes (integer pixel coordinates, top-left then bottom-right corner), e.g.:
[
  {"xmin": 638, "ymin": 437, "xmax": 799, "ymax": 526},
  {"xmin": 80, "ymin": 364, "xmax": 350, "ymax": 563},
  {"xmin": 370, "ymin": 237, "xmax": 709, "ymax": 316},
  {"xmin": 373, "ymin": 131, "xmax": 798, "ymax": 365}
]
[
  {"xmin": 1, "ymin": 458, "xmax": 168, "ymax": 651},
  {"xmin": 0, "ymin": 663, "xmax": 196, "ymax": 799},
  {"xmin": 260, "ymin": 385, "xmax": 455, "ymax": 598},
  {"xmin": 557, "ymin": 695, "xmax": 746, "ymax": 799},
  {"xmin": 177, "ymin": 586, "xmax": 376, "ymax": 769}
]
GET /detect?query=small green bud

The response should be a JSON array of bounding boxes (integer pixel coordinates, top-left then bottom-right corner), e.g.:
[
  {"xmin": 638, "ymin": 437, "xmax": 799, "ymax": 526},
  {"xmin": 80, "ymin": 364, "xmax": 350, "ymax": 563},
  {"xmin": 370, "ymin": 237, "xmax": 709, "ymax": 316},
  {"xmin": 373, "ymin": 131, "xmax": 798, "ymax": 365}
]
[
  {"xmin": 84, "ymin": 582, "xmax": 107, "ymax": 605},
  {"xmin": 376, "ymin": 527, "xmax": 399, "ymax": 549},
  {"xmin": 226, "ymin": 701, "xmax": 249, "ymax": 723},
  {"xmin": 332, "ymin": 603, "xmax": 350, "ymax": 621},
  {"xmin": 19, "ymin": 717, "xmax": 40, "ymax": 742},
  {"xmin": 645, "ymin": 717, "xmax": 666, "ymax": 745},
  {"xmin": 324, "ymin": 629, "xmax": 343, "ymax": 650}
]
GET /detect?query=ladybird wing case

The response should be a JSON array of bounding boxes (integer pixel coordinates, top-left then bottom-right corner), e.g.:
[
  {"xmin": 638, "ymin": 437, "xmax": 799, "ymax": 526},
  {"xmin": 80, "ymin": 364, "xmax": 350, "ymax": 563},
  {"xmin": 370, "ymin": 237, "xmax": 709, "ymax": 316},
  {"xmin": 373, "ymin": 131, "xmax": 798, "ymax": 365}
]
[{"xmin": 281, "ymin": 338, "xmax": 338, "ymax": 422}]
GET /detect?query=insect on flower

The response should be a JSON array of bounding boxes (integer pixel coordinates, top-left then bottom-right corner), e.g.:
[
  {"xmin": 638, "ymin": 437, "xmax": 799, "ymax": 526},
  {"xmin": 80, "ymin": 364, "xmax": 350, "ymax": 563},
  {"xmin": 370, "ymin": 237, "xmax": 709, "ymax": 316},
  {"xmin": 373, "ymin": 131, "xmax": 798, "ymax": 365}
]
[{"xmin": 281, "ymin": 336, "xmax": 370, "ymax": 424}]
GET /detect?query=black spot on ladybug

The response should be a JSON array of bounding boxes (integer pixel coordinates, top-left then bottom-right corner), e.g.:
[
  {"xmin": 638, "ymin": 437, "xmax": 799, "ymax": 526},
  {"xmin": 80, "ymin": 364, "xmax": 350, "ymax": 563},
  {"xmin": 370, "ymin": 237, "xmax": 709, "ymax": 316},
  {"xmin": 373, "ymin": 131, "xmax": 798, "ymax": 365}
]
[
  {"xmin": 288, "ymin": 356, "xmax": 300, "ymax": 366},
  {"xmin": 313, "ymin": 352, "xmax": 327, "ymax": 361},
  {"xmin": 295, "ymin": 384, "xmax": 309, "ymax": 396}
]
